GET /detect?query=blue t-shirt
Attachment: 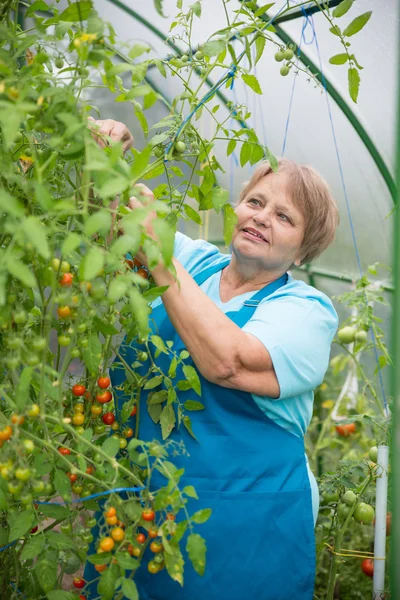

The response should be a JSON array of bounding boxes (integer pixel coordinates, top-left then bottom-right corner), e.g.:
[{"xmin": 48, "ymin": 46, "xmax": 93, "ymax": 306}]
[{"xmin": 152, "ymin": 232, "xmax": 339, "ymax": 522}]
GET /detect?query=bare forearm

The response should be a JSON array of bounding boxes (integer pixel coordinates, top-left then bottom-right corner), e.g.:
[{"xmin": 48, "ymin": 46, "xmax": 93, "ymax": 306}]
[{"xmin": 151, "ymin": 260, "xmax": 241, "ymax": 381}]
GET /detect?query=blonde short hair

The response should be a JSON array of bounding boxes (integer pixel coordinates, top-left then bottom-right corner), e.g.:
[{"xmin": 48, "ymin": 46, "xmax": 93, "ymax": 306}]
[{"xmin": 238, "ymin": 158, "xmax": 339, "ymax": 265}]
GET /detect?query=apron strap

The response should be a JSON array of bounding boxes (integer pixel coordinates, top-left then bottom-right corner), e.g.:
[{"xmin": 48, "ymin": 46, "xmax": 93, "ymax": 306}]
[{"xmin": 192, "ymin": 257, "xmax": 288, "ymax": 328}]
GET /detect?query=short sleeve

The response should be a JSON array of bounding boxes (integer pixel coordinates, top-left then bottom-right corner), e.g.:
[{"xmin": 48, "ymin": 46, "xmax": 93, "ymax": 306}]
[
  {"xmin": 173, "ymin": 232, "xmax": 224, "ymax": 277},
  {"xmin": 243, "ymin": 296, "xmax": 338, "ymax": 400}
]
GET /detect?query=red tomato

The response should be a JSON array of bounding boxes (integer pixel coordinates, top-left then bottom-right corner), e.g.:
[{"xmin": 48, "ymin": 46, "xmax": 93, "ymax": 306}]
[
  {"xmin": 166, "ymin": 513, "xmax": 176, "ymax": 521},
  {"xmin": 30, "ymin": 526, "xmax": 38, "ymax": 534},
  {"xmin": 57, "ymin": 305, "xmax": 71, "ymax": 319},
  {"xmin": 79, "ymin": 596, "xmax": 86, "ymax": 600},
  {"xmin": 72, "ymin": 384, "xmax": 86, "ymax": 397},
  {"xmin": 361, "ymin": 558, "xmax": 374, "ymax": 577},
  {"xmin": 150, "ymin": 541, "xmax": 163, "ymax": 553},
  {"xmin": 148, "ymin": 527, "xmax": 158, "ymax": 539},
  {"xmin": 67, "ymin": 473, "xmax": 77, "ymax": 483},
  {"xmin": 73, "ymin": 578, "xmax": 85, "ymax": 589},
  {"xmin": 96, "ymin": 391, "xmax": 112, "ymax": 404},
  {"xmin": 59, "ymin": 273, "xmax": 73, "ymax": 287},
  {"xmin": 98, "ymin": 376, "xmax": 111, "ymax": 389},
  {"xmin": 142, "ymin": 508, "xmax": 155, "ymax": 522},
  {"xmin": 130, "ymin": 405, "xmax": 137, "ymax": 417},
  {"xmin": 136, "ymin": 533, "xmax": 146, "ymax": 544},
  {"xmin": 58, "ymin": 447, "xmax": 71, "ymax": 456},
  {"xmin": 86, "ymin": 466, "xmax": 94, "ymax": 475},
  {"xmin": 102, "ymin": 412, "xmax": 115, "ymax": 425},
  {"xmin": 335, "ymin": 423, "xmax": 356, "ymax": 437},
  {"xmin": 373, "ymin": 512, "xmax": 391, "ymax": 536}
]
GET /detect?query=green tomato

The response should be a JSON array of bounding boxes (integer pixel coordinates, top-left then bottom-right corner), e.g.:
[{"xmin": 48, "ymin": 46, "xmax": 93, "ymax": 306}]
[
  {"xmin": 343, "ymin": 490, "xmax": 357, "ymax": 506},
  {"xmin": 86, "ymin": 518, "xmax": 97, "ymax": 528},
  {"xmin": 283, "ymin": 48, "xmax": 294, "ymax": 60},
  {"xmin": 322, "ymin": 490, "xmax": 339, "ymax": 504},
  {"xmin": 13, "ymin": 310, "xmax": 27, "ymax": 324},
  {"xmin": 71, "ymin": 348, "xmax": 81, "ymax": 358},
  {"xmin": 280, "ymin": 65, "xmax": 290, "ymax": 77},
  {"xmin": 15, "ymin": 468, "xmax": 31, "ymax": 481},
  {"xmin": 93, "ymin": 424, "xmax": 106, "ymax": 435},
  {"xmin": 175, "ymin": 141, "xmax": 186, "ymax": 153},
  {"xmin": 337, "ymin": 326, "xmax": 357, "ymax": 344},
  {"xmin": 60, "ymin": 261, "xmax": 71, "ymax": 273},
  {"xmin": 60, "ymin": 522, "xmax": 73, "ymax": 535},
  {"xmin": 32, "ymin": 338, "xmax": 47, "ymax": 352},
  {"xmin": 20, "ymin": 492, "xmax": 33, "ymax": 505},
  {"xmin": 23, "ymin": 440, "xmax": 35, "ymax": 454},
  {"xmin": 7, "ymin": 337, "xmax": 23, "ymax": 350},
  {"xmin": 368, "ymin": 446, "xmax": 378, "ymax": 463},
  {"xmin": 355, "ymin": 330, "xmax": 368, "ymax": 343},
  {"xmin": 195, "ymin": 50, "xmax": 204, "ymax": 60},
  {"xmin": 337, "ymin": 503, "xmax": 351, "ymax": 519},
  {"xmin": 8, "ymin": 481, "xmax": 23, "ymax": 495},
  {"xmin": 58, "ymin": 335, "xmax": 71, "ymax": 347},
  {"xmin": 32, "ymin": 480, "xmax": 45, "ymax": 494},
  {"xmin": 80, "ymin": 489, "xmax": 92, "ymax": 498},
  {"xmin": 274, "ymin": 51, "xmax": 284, "ymax": 62},
  {"xmin": 181, "ymin": 54, "xmax": 188, "ymax": 63},
  {"xmin": 55, "ymin": 57, "xmax": 64, "ymax": 69},
  {"xmin": 44, "ymin": 482, "xmax": 53, "ymax": 495},
  {"xmin": 72, "ymin": 483, "xmax": 83, "ymax": 495},
  {"xmin": 77, "ymin": 323, "xmax": 87, "ymax": 333},
  {"xmin": 26, "ymin": 354, "xmax": 40, "ymax": 367},
  {"xmin": 154, "ymin": 147, "xmax": 164, "ymax": 158},
  {"xmin": 6, "ymin": 357, "xmax": 20, "ymax": 370},
  {"xmin": 137, "ymin": 351, "xmax": 148, "ymax": 362},
  {"xmin": 82, "ymin": 531, "xmax": 94, "ymax": 543},
  {"xmin": 354, "ymin": 502, "xmax": 375, "ymax": 525},
  {"xmin": 119, "ymin": 438, "xmax": 127, "ymax": 449},
  {"xmin": 52, "ymin": 258, "xmax": 61, "ymax": 271},
  {"xmin": 79, "ymin": 338, "xmax": 89, "ymax": 348}
]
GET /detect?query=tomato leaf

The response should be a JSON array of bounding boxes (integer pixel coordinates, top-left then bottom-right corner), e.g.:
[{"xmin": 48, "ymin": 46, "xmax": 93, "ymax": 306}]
[
  {"xmin": 22, "ymin": 216, "xmax": 50, "ymax": 259},
  {"xmin": 53, "ymin": 470, "xmax": 72, "ymax": 503},
  {"xmin": 39, "ymin": 504, "xmax": 70, "ymax": 520},
  {"xmin": 144, "ymin": 375, "xmax": 163, "ymax": 390},
  {"xmin": 242, "ymin": 73, "xmax": 262, "ymax": 95},
  {"xmin": 184, "ymin": 400, "xmax": 205, "ymax": 411},
  {"xmin": 121, "ymin": 578, "xmax": 139, "ymax": 600},
  {"xmin": 46, "ymin": 531, "xmax": 75, "ymax": 550},
  {"xmin": 128, "ymin": 43, "xmax": 151, "ymax": 60},
  {"xmin": 203, "ymin": 39, "xmax": 226, "ymax": 57},
  {"xmin": 15, "ymin": 367, "xmax": 34, "ymax": 412},
  {"xmin": 187, "ymin": 533, "xmax": 206, "ymax": 575},
  {"xmin": 210, "ymin": 187, "xmax": 229, "ymax": 213},
  {"xmin": 182, "ymin": 415, "xmax": 197, "ymax": 440},
  {"xmin": 61, "ymin": 232, "xmax": 81, "ymax": 256},
  {"xmin": 240, "ymin": 141, "xmax": 252, "ymax": 167},
  {"xmin": 227, "ymin": 139, "xmax": 236, "ymax": 156},
  {"xmin": 332, "ymin": 0, "xmax": 353, "ymax": 18},
  {"xmin": 59, "ymin": 1, "xmax": 92, "ymax": 22},
  {"xmin": 160, "ymin": 404, "xmax": 176, "ymax": 440},
  {"xmin": 9, "ymin": 510, "xmax": 35, "ymax": 542},
  {"xmin": 81, "ymin": 333, "xmax": 102, "ymax": 374},
  {"xmin": 47, "ymin": 592, "xmax": 77, "ymax": 600},
  {"xmin": 348, "ymin": 67, "xmax": 360, "ymax": 102},
  {"xmin": 97, "ymin": 564, "xmax": 118, "ymax": 600},
  {"xmin": 182, "ymin": 364, "xmax": 201, "ymax": 396},
  {"xmin": 223, "ymin": 203, "xmax": 237, "ymax": 246},
  {"xmin": 84, "ymin": 210, "xmax": 112, "ymax": 236},
  {"xmin": 343, "ymin": 11, "xmax": 372, "ymax": 37},
  {"xmin": 102, "ymin": 436, "xmax": 120, "ymax": 458},
  {"xmin": 34, "ymin": 551, "xmax": 58, "ymax": 593},
  {"xmin": 191, "ymin": 508, "xmax": 212, "ymax": 524},
  {"xmin": 6, "ymin": 255, "xmax": 37, "ymax": 288},
  {"xmin": 329, "ymin": 53, "xmax": 348, "ymax": 65},
  {"xmin": 184, "ymin": 203, "xmax": 202, "ymax": 225},
  {"xmin": 183, "ymin": 485, "xmax": 198, "ymax": 499},
  {"xmin": 254, "ymin": 3, "xmax": 275, "ymax": 17},
  {"xmin": 254, "ymin": 35, "xmax": 266, "ymax": 65},
  {"xmin": 21, "ymin": 535, "xmax": 46, "ymax": 561},
  {"xmin": 164, "ymin": 544, "xmax": 184, "ymax": 585},
  {"xmin": 81, "ymin": 246, "xmax": 105, "ymax": 280}
]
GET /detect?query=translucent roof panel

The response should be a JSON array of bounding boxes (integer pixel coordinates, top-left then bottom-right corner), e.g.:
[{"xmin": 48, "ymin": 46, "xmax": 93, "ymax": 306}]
[{"xmin": 88, "ymin": 0, "xmax": 398, "ymax": 288}]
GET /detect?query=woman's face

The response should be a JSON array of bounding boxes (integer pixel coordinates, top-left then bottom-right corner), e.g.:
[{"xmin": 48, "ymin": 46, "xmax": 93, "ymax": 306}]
[{"xmin": 232, "ymin": 173, "xmax": 305, "ymax": 272}]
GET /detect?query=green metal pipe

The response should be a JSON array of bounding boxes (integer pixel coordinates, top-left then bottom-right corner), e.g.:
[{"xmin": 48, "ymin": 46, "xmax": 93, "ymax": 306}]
[
  {"xmin": 274, "ymin": 0, "xmax": 342, "ymax": 25},
  {"xmin": 390, "ymin": 13, "xmax": 400, "ymax": 596}
]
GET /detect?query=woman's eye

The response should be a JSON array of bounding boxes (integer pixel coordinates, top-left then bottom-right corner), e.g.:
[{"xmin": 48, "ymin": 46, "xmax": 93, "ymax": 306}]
[
  {"xmin": 248, "ymin": 198, "xmax": 260, "ymax": 206},
  {"xmin": 278, "ymin": 213, "xmax": 289, "ymax": 222}
]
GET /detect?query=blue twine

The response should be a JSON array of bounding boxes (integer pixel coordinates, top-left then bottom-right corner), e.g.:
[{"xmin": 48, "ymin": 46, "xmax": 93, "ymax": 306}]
[
  {"xmin": 36, "ymin": 485, "xmax": 144, "ymax": 505},
  {"xmin": 0, "ymin": 485, "xmax": 145, "ymax": 554},
  {"xmin": 281, "ymin": 23, "xmax": 304, "ymax": 156},
  {"xmin": 303, "ymin": 7, "xmax": 388, "ymax": 412}
]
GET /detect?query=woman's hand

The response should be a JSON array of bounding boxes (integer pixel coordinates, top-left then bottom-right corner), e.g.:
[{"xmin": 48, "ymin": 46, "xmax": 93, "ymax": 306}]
[
  {"xmin": 117, "ymin": 184, "xmax": 158, "ymax": 265},
  {"xmin": 87, "ymin": 116, "xmax": 134, "ymax": 154}
]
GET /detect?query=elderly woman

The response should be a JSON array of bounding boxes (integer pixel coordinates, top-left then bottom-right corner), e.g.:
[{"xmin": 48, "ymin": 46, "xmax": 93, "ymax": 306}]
[
  {"xmin": 85, "ymin": 118, "xmax": 339, "ymax": 600},
  {"xmin": 105, "ymin": 156, "xmax": 340, "ymax": 600}
]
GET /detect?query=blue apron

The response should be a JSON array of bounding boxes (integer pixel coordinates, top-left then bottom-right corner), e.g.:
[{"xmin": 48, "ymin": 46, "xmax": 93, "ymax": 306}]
[{"xmin": 85, "ymin": 259, "xmax": 315, "ymax": 600}]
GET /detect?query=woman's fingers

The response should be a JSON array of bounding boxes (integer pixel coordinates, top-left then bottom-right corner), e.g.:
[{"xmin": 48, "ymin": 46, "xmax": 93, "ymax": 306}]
[
  {"xmin": 87, "ymin": 118, "xmax": 134, "ymax": 153},
  {"xmin": 130, "ymin": 183, "xmax": 155, "ymax": 205}
]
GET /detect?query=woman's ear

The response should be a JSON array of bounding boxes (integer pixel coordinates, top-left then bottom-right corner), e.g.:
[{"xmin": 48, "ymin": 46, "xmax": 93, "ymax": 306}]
[{"xmin": 293, "ymin": 257, "xmax": 303, "ymax": 267}]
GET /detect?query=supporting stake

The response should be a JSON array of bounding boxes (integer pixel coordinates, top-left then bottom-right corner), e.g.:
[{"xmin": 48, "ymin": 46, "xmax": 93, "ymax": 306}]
[{"xmin": 373, "ymin": 445, "xmax": 389, "ymax": 599}]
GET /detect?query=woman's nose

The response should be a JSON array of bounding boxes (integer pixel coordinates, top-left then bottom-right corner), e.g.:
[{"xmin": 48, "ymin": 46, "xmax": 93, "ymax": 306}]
[{"xmin": 253, "ymin": 208, "xmax": 272, "ymax": 227}]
